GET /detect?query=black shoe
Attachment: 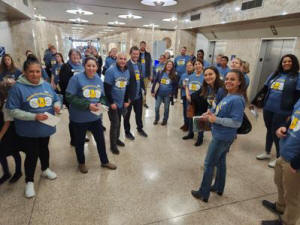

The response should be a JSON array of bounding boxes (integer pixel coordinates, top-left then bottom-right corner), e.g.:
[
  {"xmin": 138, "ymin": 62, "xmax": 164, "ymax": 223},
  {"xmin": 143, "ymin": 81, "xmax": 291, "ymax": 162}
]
[
  {"xmin": 117, "ymin": 139, "xmax": 125, "ymax": 147},
  {"xmin": 102, "ymin": 125, "xmax": 106, "ymax": 132},
  {"xmin": 191, "ymin": 190, "xmax": 208, "ymax": 202},
  {"xmin": 210, "ymin": 187, "xmax": 223, "ymax": 196},
  {"xmin": 261, "ymin": 219, "xmax": 282, "ymax": 225},
  {"xmin": 125, "ymin": 132, "xmax": 135, "ymax": 140},
  {"xmin": 262, "ymin": 200, "xmax": 283, "ymax": 215},
  {"xmin": 111, "ymin": 147, "xmax": 120, "ymax": 155},
  {"xmin": 0, "ymin": 173, "xmax": 11, "ymax": 185},
  {"xmin": 194, "ymin": 139, "xmax": 203, "ymax": 146},
  {"xmin": 138, "ymin": 129, "xmax": 148, "ymax": 137},
  {"xmin": 161, "ymin": 121, "xmax": 167, "ymax": 126},
  {"xmin": 85, "ymin": 138, "xmax": 90, "ymax": 142},
  {"xmin": 9, "ymin": 172, "xmax": 22, "ymax": 183},
  {"xmin": 153, "ymin": 120, "xmax": 158, "ymax": 125},
  {"xmin": 70, "ymin": 141, "xmax": 75, "ymax": 147},
  {"xmin": 183, "ymin": 134, "xmax": 194, "ymax": 140},
  {"xmin": 144, "ymin": 104, "xmax": 149, "ymax": 109}
]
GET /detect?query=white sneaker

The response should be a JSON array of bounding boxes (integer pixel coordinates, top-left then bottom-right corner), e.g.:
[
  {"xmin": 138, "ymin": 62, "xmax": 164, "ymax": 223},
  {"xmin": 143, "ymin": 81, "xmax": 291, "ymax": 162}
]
[
  {"xmin": 174, "ymin": 99, "xmax": 177, "ymax": 103},
  {"xmin": 42, "ymin": 168, "xmax": 57, "ymax": 180},
  {"xmin": 180, "ymin": 99, "xmax": 183, "ymax": 104},
  {"xmin": 268, "ymin": 159, "xmax": 277, "ymax": 168},
  {"xmin": 25, "ymin": 182, "xmax": 35, "ymax": 198},
  {"xmin": 256, "ymin": 152, "xmax": 271, "ymax": 160}
]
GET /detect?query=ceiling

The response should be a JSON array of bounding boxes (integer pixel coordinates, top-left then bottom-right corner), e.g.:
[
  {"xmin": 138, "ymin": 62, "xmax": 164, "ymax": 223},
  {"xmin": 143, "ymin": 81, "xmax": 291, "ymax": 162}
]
[{"xmin": 31, "ymin": 0, "xmax": 220, "ymax": 38}]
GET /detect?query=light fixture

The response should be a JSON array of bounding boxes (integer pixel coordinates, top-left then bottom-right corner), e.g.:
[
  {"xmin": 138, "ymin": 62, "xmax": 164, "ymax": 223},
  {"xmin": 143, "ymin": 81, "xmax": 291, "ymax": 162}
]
[
  {"xmin": 33, "ymin": 7, "xmax": 37, "ymax": 10},
  {"xmin": 118, "ymin": 13, "xmax": 142, "ymax": 19},
  {"xmin": 221, "ymin": 21, "xmax": 226, "ymax": 24},
  {"xmin": 235, "ymin": 7, "xmax": 240, "ymax": 11},
  {"xmin": 281, "ymin": 11, "xmax": 287, "ymax": 15},
  {"xmin": 72, "ymin": 27, "xmax": 84, "ymax": 29},
  {"xmin": 108, "ymin": 21, "xmax": 125, "ymax": 25},
  {"xmin": 162, "ymin": 16, "xmax": 177, "ymax": 22},
  {"xmin": 141, "ymin": 0, "xmax": 177, "ymax": 6},
  {"xmin": 66, "ymin": 9, "xmax": 94, "ymax": 15},
  {"xmin": 69, "ymin": 18, "xmax": 88, "ymax": 23},
  {"xmin": 143, "ymin": 23, "xmax": 159, "ymax": 28},
  {"xmin": 183, "ymin": 19, "xmax": 190, "ymax": 23},
  {"xmin": 103, "ymin": 29, "xmax": 114, "ymax": 32},
  {"xmin": 34, "ymin": 14, "xmax": 46, "ymax": 20}
]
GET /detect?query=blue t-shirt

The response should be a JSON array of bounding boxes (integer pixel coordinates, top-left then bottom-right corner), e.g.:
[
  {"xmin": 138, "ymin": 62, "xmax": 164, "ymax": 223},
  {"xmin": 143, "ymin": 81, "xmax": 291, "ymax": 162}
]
[
  {"xmin": 207, "ymin": 87, "xmax": 226, "ymax": 110},
  {"xmin": 104, "ymin": 65, "xmax": 130, "ymax": 108},
  {"xmin": 140, "ymin": 53, "xmax": 146, "ymax": 78},
  {"xmin": 42, "ymin": 68, "xmax": 49, "ymax": 81},
  {"xmin": 153, "ymin": 63, "xmax": 165, "ymax": 81},
  {"xmin": 217, "ymin": 66, "xmax": 230, "ymax": 80},
  {"xmin": 133, "ymin": 63, "xmax": 141, "ymax": 100},
  {"xmin": 244, "ymin": 73, "xmax": 250, "ymax": 89},
  {"xmin": 175, "ymin": 55, "xmax": 191, "ymax": 77},
  {"xmin": 212, "ymin": 94, "xmax": 245, "ymax": 142},
  {"xmin": 264, "ymin": 73, "xmax": 300, "ymax": 115},
  {"xmin": 0, "ymin": 69, "xmax": 22, "ymax": 81},
  {"xmin": 280, "ymin": 99, "xmax": 300, "ymax": 162},
  {"xmin": 157, "ymin": 72, "xmax": 174, "ymax": 97},
  {"xmin": 179, "ymin": 72, "xmax": 190, "ymax": 97},
  {"xmin": 66, "ymin": 72, "xmax": 105, "ymax": 123},
  {"xmin": 51, "ymin": 63, "xmax": 63, "ymax": 84},
  {"xmin": 105, "ymin": 57, "xmax": 116, "ymax": 70},
  {"xmin": 203, "ymin": 60, "xmax": 211, "ymax": 69},
  {"xmin": 187, "ymin": 73, "xmax": 204, "ymax": 95},
  {"xmin": 6, "ymin": 80, "xmax": 59, "ymax": 137}
]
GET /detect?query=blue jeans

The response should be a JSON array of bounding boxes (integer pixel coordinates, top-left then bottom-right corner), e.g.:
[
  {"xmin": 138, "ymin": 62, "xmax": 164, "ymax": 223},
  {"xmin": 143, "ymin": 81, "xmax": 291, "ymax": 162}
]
[
  {"xmin": 182, "ymin": 96, "xmax": 188, "ymax": 126},
  {"xmin": 198, "ymin": 137, "xmax": 232, "ymax": 200},
  {"xmin": 155, "ymin": 95, "xmax": 170, "ymax": 122}
]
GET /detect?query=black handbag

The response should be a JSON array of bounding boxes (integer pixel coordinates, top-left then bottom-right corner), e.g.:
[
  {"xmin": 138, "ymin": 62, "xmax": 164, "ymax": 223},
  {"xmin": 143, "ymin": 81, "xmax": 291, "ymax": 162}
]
[
  {"xmin": 237, "ymin": 113, "xmax": 252, "ymax": 135},
  {"xmin": 251, "ymin": 85, "xmax": 268, "ymax": 108}
]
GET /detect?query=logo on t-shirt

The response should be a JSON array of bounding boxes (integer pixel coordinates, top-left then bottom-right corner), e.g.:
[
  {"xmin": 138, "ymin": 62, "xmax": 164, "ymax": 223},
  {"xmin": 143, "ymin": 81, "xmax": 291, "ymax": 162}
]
[
  {"xmin": 177, "ymin": 59, "xmax": 185, "ymax": 66},
  {"xmin": 161, "ymin": 78, "xmax": 170, "ymax": 85},
  {"xmin": 289, "ymin": 111, "xmax": 300, "ymax": 133},
  {"xmin": 215, "ymin": 101, "xmax": 227, "ymax": 115},
  {"xmin": 189, "ymin": 82, "xmax": 201, "ymax": 91},
  {"xmin": 271, "ymin": 78, "xmax": 285, "ymax": 91},
  {"xmin": 29, "ymin": 96, "xmax": 53, "ymax": 108},
  {"xmin": 141, "ymin": 58, "xmax": 145, "ymax": 64},
  {"xmin": 115, "ymin": 77, "xmax": 127, "ymax": 89}
]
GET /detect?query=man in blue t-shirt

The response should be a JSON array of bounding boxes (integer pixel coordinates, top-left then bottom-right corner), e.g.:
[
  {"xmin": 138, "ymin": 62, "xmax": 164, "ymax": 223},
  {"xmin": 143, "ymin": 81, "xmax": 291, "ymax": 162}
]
[
  {"xmin": 124, "ymin": 46, "xmax": 148, "ymax": 140},
  {"xmin": 104, "ymin": 53, "xmax": 130, "ymax": 155},
  {"xmin": 196, "ymin": 49, "xmax": 210, "ymax": 69},
  {"xmin": 174, "ymin": 47, "xmax": 191, "ymax": 101},
  {"xmin": 217, "ymin": 56, "xmax": 230, "ymax": 80}
]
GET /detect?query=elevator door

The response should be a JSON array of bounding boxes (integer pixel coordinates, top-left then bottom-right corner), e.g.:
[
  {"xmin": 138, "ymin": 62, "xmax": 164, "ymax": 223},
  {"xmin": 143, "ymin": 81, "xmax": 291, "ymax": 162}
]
[
  {"xmin": 252, "ymin": 39, "xmax": 295, "ymax": 99},
  {"xmin": 207, "ymin": 41, "xmax": 226, "ymax": 64}
]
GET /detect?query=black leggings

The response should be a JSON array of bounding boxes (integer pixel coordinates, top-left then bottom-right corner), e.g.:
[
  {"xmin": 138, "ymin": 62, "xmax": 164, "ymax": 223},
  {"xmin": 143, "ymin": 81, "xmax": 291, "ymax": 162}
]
[
  {"xmin": 0, "ymin": 150, "xmax": 21, "ymax": 176},
  {"xmin": 263, "ymin": 110, "xmax": 288, "ymax": 158}
]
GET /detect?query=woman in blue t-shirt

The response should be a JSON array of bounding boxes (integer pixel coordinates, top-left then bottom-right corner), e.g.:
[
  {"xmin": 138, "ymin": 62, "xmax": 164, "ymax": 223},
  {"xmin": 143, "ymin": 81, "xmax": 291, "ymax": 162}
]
[
  {"xmin": 179, "ymin": 61, "xmax": 194, "ymax": 131},
  {"xmin": 191, "ymin": 69, "xmax": 246, "ymax": 202},
  {"xmin": 256, "ymin": 54, "xmax": 300, "ymax": 168},
  {"xmin": 66, "ymin": 57, "xmax": 116, "ymax": 173},
  {"xmin": 151, "ymin": 60, "xmax": 177, "ymax": 125},
  {"xmin": 0, "ymin": 54, "xmax": 22, "ymax": 81},
  {"xmin": 6, "ymin": 57, "xmax": 61, "ymax": 198},
  {"xmin": 50, "ymin": 53, "xmax": 64, "ymax": 91}
]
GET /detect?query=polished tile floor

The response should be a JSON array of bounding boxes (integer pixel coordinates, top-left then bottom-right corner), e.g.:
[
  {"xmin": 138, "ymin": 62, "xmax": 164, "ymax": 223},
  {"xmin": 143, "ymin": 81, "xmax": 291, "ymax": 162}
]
[{"xmin": 1, "ymin": 95, "xmax": 298, "ymax": 225}]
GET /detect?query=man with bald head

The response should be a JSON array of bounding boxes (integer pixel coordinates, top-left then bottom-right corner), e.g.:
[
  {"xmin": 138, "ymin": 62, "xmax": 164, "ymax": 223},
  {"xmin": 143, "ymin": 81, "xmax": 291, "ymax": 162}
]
[{"xmin": 104, "ymin": 53, "xmax": 130, "ymax": 154}]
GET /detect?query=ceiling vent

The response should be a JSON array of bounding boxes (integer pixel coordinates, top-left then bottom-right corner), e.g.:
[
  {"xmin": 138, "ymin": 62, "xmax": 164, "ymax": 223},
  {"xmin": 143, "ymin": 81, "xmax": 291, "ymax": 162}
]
[
  {"xmin": 190, "ymin": 13, "xmax": 201, "ymax": 21},
  {"xmin": 241, "ymin": 0, "xmax": 263, "ymax": 10}
]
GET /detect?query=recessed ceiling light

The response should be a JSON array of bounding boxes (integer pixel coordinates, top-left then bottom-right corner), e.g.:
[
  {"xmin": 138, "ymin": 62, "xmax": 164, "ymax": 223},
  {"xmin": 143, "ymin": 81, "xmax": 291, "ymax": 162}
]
[
  {"xmin": 66, "ymin": 9, "xmax": 94, "ymax": 15},
  {"xmin": 281, "ymin": 11, "xmax": 287, "ymax": 15},
  {"xmin": 162, "ymin": 16, "xmax": 177, "ymax": 22},
  {"xmin": 34, "ymin": 14, "xmax": 46, "ymax": 20},
  {"xmin": 72, "ymin": 27, "xmax": 84, "ymax": 29},
  {"xmin": 221, "ymin": 21, "xmax": 226, "ymax": 24},
  {"xmin": 235, "ymin": 7, "xmax": 241, "ymax": 11},
  {"xmin": 143, "ymin": 23, "xmax": 159, "ymax": 28},
  {"xmin": 108, "ymin": 21, "xmax": 125, "ymax": 25},
  {"xmin": 69, "ymin": 18, "xmax": 88, "ymax": 23},
  {"xmin": 118, "ymin": 13, "xmax": 142, "ymax": 19},
  {"xmin": 103, "ymin": 29, "xmax": 114, "ymax": 32},
  {"xmin": 33, "ymin": 7, "xmax": 37, "ymax": 10},
  {"xmin": 141, "ymin": 0, "xmax": 177, "ymax": 7}
]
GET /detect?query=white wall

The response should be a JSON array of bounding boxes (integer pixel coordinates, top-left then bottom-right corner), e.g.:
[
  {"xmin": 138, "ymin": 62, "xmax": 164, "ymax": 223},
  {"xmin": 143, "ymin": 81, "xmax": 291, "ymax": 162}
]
[
  {"xmin": 195, "ymin": 33, "xmax": 209, "ymax": 60},
  {"xmin": 0, "ymin": 21, "xmax": 14, "ymax": 57}
]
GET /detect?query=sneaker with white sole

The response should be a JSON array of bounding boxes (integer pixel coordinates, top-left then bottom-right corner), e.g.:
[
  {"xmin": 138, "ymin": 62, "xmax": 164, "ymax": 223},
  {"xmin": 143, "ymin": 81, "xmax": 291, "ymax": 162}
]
[
  {"xmin": 256, "ymin": 152, "xmax": 271, "ymax": 160},
  {"xmin": 268, "ymin": 159, "xmax": 277, "ymax": 168},
  {"xmin": 41, "ymin": 168, "xmax": 57, "ymax": 180},
  {"xmin": 25, "ymin": 182, "xmax": 35, "ymax": 198}
]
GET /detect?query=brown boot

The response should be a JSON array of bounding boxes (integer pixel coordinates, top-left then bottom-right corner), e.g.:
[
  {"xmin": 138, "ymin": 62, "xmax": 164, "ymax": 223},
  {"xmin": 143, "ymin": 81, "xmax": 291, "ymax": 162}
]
[
  {"xmin": 78, "ymin": 164, "xmax": 88, "ymax": 174},
  {"xmin": 101, "ymin": 162, "xmax": 117, "ymax": 170}
]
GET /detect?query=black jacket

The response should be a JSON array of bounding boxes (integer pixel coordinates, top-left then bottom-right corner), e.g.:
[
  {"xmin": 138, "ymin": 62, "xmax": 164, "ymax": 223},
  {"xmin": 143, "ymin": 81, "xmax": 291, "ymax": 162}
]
[
  {"xmin": 97, "ymin": 56, "xmax": 103, "ymax": 75},
  {"xmin": 138, "ymin": 51, "xmax": 152, "ymax": 78},
  {"xmin": 127, "ymin": 60, "xmax": 145, "ymax": 102},
  {"xmin": 59, "ymin": 63, "xmax": 73, "ymax": 97}
]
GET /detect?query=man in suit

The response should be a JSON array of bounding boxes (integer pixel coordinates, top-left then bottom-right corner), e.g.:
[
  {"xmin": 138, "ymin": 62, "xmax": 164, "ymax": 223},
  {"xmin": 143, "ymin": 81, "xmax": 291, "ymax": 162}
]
[{"xmin": 124, "ymin": 46, "xmax": 148, "ymax": 140}]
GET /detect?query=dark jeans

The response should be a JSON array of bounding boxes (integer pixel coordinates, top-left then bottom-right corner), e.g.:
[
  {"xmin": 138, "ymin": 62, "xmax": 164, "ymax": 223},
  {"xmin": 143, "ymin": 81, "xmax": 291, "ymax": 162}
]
[
  {"xmin": 188, "ymin": 117, "xmax": 204, "ymax": 141},
  {"xmin": 108, "ymin": 108, "xmax": 122, "ymax": 149},
  {"xmin": 124, "ymin": 97, "xmax": 143, "ymax": 133},
  {"xmin": 20, "ymin": 136, "xmax": 50, "ymax": 182},
  {"xmin": 198, "ymin": 137, "xmax": 232, "ymax": 200},
  {"xmin": 182, "ymin": 96, "xmax": 188, "ymax": 126},
  {"xmin": 0, "ymin": 149, "xmax": 21, "ymax": 176},
  {"xmin": 155, "ymin": 95, "xmax": 171, "ymax": 122},
  {"xmin": 263, "ymin": 109, "xmax": 288, "ymax": 158},
  {"xmin": 72, "ymin": 119, "xmax": 109, "ymax": 164}
]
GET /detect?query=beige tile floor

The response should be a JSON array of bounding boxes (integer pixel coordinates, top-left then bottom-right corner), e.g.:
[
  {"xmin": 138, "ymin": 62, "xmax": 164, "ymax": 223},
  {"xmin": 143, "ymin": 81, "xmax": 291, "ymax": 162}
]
[{"xmin": 1, "ymin": 95, "xmax": 299, "ymax": 225}]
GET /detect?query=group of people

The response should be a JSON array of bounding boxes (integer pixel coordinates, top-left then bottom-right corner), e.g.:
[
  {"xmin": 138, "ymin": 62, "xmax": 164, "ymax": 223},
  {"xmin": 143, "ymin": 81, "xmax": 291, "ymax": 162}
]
[{"xmin": 0, "ymin": 40, "xmax": 299, "ymax": 225}]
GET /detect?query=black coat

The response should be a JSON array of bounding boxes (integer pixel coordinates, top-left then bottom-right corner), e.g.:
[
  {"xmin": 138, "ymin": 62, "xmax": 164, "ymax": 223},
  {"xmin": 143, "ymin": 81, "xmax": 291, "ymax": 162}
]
[
  {"xmin": 127, "ymin": 60, "xmax": 145, "ymax": 102},
  {"xmin": 138, "ymin": 51, "xmax": 152, "ymax": 78}
]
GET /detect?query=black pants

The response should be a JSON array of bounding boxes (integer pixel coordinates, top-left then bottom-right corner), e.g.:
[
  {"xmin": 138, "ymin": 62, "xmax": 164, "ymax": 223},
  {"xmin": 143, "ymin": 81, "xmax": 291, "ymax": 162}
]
[
  {"xmin": 72, "ymin": 119, "xmax": 109, "ymax": 164},
  {"xmin": 20, "ymin": 136, "xmax": 50, "ymax": 182},
  {"xmin": 108, "ymin": 108, "xmax": 122, "ymax": 149},
  {"xmin": 263, "ymin": 109, "xmax": 288, "ymax": 158},
  {"xmin": 123, "ymin": 97, "xmax": 143, "ymax": 134}
]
